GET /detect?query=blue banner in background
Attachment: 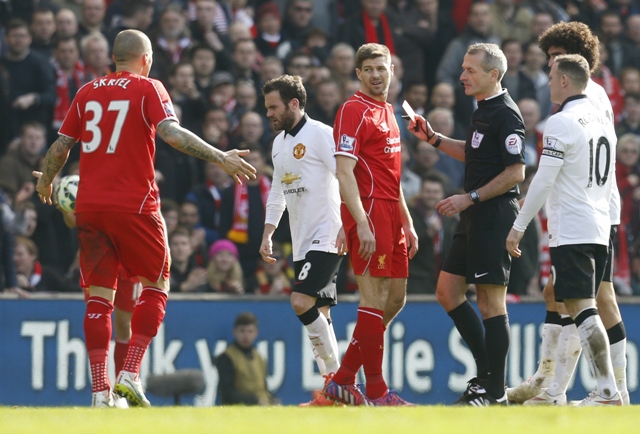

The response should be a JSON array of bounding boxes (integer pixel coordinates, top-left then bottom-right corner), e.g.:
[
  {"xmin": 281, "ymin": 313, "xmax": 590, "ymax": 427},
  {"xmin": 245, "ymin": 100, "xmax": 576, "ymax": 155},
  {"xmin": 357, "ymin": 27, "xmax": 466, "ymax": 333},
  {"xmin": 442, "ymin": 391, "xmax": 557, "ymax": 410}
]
[{"xmin": 1, "ymin": 298, "xmax": 638, "ymax": 406}]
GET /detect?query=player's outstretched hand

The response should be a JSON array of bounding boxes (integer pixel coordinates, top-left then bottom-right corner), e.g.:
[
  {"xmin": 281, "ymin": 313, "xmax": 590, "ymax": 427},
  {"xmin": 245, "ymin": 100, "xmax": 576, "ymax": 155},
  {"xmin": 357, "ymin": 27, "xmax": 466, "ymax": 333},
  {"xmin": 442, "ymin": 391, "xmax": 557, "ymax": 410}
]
[
  {"xmin": 32, "ymin": 171, "xmax": 53, "ymax": 205},
  {"xmin": 407, "ymin": 115, "xmax": 434, "ymax": 142},
  {"xmin": 506, "ymin": 227, "xmax": 524, "ymax": 258},
  {"xmin": 356, "ymin": 222, "xmax": 376, "ymax": 260},
  {"xmin": 221, "ymin": 149, "xmax": 257, "ymax": 184},
  {"xmin": 336, "ymin": 226, "xmax": 348, "ymax": 256},
  {"xmin": 259, "ymin": 237, "xmax": 277, "ymax": 263}
]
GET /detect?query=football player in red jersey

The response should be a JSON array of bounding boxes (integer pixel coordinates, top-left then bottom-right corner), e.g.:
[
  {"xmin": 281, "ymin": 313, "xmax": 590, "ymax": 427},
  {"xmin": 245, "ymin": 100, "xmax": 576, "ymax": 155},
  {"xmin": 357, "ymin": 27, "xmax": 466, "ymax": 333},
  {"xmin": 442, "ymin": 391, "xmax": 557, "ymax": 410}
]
[
  {"xmin": 323, "ymin": 43, "xmax": 418, "ymax": 407},
  {"xmin": 34, "ymin": 29, "xmax": 256, "ymax": 408}
]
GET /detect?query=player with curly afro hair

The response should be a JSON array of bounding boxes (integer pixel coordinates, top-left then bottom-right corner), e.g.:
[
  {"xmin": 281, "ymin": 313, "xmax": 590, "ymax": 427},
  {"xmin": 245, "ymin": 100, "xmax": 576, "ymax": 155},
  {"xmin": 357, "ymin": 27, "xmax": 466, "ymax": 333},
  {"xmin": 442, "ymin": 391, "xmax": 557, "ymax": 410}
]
[
  {"xmin": 538, "ymin": 21, "xmax": 600, "ymax": 72},
  {"xmin": 506, "ymin": 19, "xmax": 630, "ymax": 406}
]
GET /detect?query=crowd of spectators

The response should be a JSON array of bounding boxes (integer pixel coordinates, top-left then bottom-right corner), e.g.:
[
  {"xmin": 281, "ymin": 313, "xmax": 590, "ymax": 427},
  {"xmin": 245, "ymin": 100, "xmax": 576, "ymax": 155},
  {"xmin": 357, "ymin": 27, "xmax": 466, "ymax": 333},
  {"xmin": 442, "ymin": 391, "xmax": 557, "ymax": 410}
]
[{"xmin": 1, "ymin": 0, "xmax": 640, "ymax": 298}]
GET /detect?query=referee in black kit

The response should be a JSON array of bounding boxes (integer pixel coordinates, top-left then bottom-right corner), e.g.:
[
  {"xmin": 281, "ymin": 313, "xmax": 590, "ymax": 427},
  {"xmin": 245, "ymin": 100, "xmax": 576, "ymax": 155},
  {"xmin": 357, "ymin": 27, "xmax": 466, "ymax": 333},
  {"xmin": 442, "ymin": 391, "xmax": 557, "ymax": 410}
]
[{"xmin": 408, "ymin": 43, "xmax": 525, "ymax": 406}]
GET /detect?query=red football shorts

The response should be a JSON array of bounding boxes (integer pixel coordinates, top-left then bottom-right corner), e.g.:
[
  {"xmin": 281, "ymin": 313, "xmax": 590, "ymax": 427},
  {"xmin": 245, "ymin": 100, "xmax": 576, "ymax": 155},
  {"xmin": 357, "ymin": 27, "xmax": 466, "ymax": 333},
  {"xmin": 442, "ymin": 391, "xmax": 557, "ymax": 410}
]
[
  {"xmin": 76, "ymin": 211, "xmax": 169, "ymax": 290},
  {"xmin": 82, "ymin": 267, "xmax": 141, "ymax": 312},
  {"xmin": 341, "ymin": 198, "xmax": 408, "ymax": 278}
]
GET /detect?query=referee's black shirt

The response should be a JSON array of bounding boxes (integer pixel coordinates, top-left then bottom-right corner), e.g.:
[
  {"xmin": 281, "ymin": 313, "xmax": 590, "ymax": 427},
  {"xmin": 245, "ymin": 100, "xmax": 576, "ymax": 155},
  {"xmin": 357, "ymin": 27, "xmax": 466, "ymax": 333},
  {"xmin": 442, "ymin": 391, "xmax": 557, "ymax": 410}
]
[{"xmin": 463, "ymin": 90, "xmax": 526, "ymax": 196}]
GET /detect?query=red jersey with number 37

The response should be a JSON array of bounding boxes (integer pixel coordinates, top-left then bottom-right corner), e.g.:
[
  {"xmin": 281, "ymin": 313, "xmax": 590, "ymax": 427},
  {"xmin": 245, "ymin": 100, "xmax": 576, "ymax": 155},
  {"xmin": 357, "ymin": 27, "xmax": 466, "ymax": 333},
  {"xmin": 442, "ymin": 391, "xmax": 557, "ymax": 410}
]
[
  {"xmin": 59, "ymin": 71, "xmax": 177, "ymax": 214},
  {"xmin": 334, "ymin": 91, "xmax": 401, "ymax": 201}
]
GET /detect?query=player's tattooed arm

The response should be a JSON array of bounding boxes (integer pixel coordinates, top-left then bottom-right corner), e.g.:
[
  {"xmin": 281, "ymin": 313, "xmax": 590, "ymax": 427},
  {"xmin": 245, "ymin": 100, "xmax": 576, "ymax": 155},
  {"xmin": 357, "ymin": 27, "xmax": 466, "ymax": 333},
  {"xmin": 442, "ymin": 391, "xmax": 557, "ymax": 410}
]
[
  {"xmin": 158, "ymin": 120, "xmax": 256, "ymax": 183},
  {"xmin": 40, "ymin": 135, "xmax": 76, "ymax": 185},
  {"xmin": 157, "ymin": 119, "xmax": 225, "ymax": 164}
]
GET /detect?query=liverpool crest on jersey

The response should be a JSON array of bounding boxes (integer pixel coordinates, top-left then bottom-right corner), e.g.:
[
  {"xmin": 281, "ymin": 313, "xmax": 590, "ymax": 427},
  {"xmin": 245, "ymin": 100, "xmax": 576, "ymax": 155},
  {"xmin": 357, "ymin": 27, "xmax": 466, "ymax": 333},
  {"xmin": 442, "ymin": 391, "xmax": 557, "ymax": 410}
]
[
  {"xmin": 471, "ymin": 130, "xmax": 484, "ymax": 149},
  {"xmin": 293, "ymin": 143, "xmax": 306, "ymax": 159}
]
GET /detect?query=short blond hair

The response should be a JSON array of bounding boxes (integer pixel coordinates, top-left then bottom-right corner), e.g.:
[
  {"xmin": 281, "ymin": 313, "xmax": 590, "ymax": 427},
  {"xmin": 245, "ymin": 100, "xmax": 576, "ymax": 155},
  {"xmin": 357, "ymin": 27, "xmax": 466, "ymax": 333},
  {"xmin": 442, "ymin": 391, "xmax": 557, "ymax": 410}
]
[{"xmin": 112, "ymin": 29, "xmax": 151, "ymax": 64}]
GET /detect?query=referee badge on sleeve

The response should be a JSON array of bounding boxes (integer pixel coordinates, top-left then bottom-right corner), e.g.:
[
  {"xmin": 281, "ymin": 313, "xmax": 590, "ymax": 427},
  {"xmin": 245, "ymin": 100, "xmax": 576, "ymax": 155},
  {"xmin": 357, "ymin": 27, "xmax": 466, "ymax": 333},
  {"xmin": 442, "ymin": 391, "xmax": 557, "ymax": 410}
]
[
  {"xmin": 339, "ymin": 134, "xmax": 356, "ymax": 151},
  {"xmin": 471, "ymin": 130, "xmax": 484, "ymax": 148},
  {"xmin": 505, "ymin": 134, "xmax": 523, "ymax": 155}
]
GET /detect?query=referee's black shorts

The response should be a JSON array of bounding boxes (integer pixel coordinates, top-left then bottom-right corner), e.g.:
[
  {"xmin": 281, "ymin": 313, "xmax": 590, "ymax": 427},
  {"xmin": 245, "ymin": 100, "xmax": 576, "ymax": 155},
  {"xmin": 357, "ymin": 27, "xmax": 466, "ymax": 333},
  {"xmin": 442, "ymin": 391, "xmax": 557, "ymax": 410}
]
[
  {"xmin": 442, "ymin": 195, "xmax": 519, "ymax": 286},
  {"xmin": 550, "ymin": 243, "xmax": 608, "ymax": 301},
  {"xmin": 293, "ymin": 251, "xmax": 342, "ymax": 307}
]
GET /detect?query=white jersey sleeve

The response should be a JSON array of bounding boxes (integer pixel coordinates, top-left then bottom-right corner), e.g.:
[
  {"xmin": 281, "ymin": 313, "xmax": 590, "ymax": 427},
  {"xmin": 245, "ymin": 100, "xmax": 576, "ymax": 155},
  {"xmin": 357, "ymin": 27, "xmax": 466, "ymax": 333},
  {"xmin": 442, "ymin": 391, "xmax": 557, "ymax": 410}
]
[
  {"xmin": 265, "ymin": 132, "xmax": 287, "ymax": 227},
  {"xmin": 513, "ymin": 164, "xmax": 561, "ymax": 232},
  {"xmin": 539, "ymin": 114, "xmax": 572, "ymax": 168},
  {"xmin": 317, "ymin": 126, "xmax": 337, "ymax": 176},
  {"xmin": 513, "ymin": 114, "xmax": 568, "ymax": 232}
]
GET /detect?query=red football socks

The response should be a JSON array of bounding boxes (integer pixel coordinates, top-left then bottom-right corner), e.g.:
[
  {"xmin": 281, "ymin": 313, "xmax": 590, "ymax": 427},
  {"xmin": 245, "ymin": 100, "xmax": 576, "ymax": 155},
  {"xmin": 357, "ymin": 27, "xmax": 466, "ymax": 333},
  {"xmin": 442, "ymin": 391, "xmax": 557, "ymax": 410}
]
[
  {"xmin": 114, "ymin": 339, "xmax": 129, "ymax": 376},
  {"xmin": 84, "ymin": 296, "xmax": 113, "ymax": 393},
  {"xmin": 357, "ymin": 307, "xmax": 387, "ymax": 399},
  {"xmin": 332, "ymin": 324, "xmax": 362, "ymax": 385},
  {"xmin": 122, "ymin": 288, "xmax": 167, "ymax": 374}
]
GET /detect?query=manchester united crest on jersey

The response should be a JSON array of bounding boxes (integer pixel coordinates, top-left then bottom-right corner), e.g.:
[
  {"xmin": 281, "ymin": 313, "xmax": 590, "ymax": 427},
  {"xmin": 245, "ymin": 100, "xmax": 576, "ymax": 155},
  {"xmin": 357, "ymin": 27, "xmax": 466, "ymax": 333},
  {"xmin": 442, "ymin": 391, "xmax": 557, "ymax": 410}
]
[
  {"xmin": 293, "ymin": 143, "xmax": 306, "ymax": 159},
  {"xmin": 471, "ymin": 130, "xmax": 484, "ymax": 149}
]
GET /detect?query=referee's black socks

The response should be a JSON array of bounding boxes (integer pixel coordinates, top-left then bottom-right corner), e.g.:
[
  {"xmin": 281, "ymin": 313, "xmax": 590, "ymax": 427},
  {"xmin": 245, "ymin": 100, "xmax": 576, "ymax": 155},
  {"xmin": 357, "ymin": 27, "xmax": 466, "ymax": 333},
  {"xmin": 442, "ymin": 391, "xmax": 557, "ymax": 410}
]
[
  {"xmin": 484, "ymin": 314, "xmax": 510, "ymax": 399},
  {"xmin": 448, "ymin": 301, "xmax": 489, "ymax": 381}
]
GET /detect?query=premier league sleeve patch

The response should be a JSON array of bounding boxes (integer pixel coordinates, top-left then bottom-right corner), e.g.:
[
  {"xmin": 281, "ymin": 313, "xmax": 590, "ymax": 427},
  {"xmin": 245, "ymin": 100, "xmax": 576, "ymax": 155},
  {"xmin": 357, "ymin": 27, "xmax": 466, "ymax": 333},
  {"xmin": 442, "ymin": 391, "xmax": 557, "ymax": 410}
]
[
  {"xmin": 505, "ymin": 133, "xmax": 522, "ymax": 155},
  {"xmin": 339, "ymin": 134, "xmax": 356, "ymax": 151},
  {"xmin": 541, "ymin": 136, "xmax": 564, "ymax": 159},
  {"xmin": 163, "ymin": 101, "xmax": 176, "ymax": 117}
]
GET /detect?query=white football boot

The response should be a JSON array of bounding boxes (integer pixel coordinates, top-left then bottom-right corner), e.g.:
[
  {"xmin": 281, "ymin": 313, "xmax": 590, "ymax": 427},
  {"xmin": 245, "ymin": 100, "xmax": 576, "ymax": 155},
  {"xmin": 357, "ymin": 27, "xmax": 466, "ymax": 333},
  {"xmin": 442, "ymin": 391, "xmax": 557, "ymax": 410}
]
[
  {"xmin": 523, "ymin": 389, "xmax": 567, "ymax": 406},
  {"xmin": 577, "ymin": 390, "xmax": 622, "ymax": 407},
  {"xmin": 92, "ymin": 389, "xmax": 129, "ymax": 408},
  {"xmin": 115, "ymin": 371, "xmax": 151, "ymax": 407}
]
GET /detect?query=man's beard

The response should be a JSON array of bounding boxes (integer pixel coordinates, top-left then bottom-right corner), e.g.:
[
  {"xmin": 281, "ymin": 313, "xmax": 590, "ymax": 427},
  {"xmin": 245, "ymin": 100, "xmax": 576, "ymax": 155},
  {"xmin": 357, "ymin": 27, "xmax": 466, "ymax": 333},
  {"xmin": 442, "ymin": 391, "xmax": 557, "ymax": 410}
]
[{"xmin": 279, "ymin": 108, "xmax": 296, "ymax": 131}]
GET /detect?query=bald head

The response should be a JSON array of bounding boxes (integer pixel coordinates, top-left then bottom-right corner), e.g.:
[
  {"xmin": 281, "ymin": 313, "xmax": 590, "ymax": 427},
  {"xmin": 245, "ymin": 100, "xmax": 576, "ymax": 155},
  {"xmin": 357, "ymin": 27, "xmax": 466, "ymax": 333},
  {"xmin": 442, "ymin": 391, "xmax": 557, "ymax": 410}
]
[{"xmin": 113, "ymin": 29, "xmax": 151, "ymax": 64}]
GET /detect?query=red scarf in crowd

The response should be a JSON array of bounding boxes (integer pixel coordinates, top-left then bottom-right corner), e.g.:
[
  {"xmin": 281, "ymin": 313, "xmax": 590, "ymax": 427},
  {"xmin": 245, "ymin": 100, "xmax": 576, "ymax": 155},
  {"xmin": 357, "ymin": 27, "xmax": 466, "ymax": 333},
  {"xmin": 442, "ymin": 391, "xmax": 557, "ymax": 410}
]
[
  {"xmin": 362, "ymin": 10, "xmax": 396, "ymax": 55},
  {"xmin": 53, "ymin": 60, "xmax": 87, "ymax": 127},
  {"xmin": 157, "ymin": 36, "xmax": 192, "ymax": 64},
  {"xmin": 29, "ymin": 261, "xmax": 43, "ymax": 288},
  {"xmin": 206, "ymin": 179, "xmax": 222, "ymax": 227},
  {"xmin": 227, "ymin": 175, "xmax": 270, "ymax": 244}
]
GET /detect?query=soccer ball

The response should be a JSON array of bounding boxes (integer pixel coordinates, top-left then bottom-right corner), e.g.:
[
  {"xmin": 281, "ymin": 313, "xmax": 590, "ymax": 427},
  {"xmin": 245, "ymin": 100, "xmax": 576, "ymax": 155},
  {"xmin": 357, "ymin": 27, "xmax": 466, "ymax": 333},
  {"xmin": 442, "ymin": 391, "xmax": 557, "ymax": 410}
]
[{"xmin": 55, "ymin": 175, "xmax": 79, "ymax": 213}]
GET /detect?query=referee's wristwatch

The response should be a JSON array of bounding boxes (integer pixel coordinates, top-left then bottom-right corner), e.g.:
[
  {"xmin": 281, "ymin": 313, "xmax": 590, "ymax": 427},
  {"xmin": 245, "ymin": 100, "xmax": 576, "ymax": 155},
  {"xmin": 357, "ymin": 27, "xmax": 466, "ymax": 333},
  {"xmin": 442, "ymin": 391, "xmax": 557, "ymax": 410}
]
[{"xmin": 469, "ymin": 190, "xmax": 480, "ymax": 205}]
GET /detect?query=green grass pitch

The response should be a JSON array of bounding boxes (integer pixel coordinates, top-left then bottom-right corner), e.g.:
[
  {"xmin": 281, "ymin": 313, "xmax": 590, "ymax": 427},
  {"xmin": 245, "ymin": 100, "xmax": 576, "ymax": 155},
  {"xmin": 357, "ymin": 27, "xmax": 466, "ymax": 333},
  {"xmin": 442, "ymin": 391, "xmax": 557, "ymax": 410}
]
[{"xmin": 1, "ymin": 406, "xmax": 639, "ymax": 434}]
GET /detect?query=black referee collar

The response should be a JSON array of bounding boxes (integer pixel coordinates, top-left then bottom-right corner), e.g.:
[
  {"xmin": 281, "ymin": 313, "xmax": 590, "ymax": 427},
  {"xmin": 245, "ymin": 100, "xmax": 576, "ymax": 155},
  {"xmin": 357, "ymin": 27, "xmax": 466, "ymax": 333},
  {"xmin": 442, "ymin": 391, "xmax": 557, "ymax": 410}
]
[
  {"xmin": 285, "ymin": 113, "xmax": 308, "ymax": 137},
  {"xmin": 557, "ymin": 94, "xmax": 588, "ymax": 112}
]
